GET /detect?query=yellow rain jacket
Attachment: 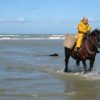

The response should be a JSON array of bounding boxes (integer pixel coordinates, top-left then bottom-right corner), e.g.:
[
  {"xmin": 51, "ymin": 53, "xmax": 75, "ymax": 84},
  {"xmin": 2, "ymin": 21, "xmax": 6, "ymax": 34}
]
[{"xmin": 76, "ymin": 21, "xmax": 91, "ymax": 48}]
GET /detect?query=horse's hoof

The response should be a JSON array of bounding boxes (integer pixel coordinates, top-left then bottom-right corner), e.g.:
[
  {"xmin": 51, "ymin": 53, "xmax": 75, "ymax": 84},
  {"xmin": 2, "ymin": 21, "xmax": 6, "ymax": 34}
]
[
  {"xmin": 63, "ymin": 69, "xmax": 68, "ymax": 72},
  {"xmin": 87, "ymin": 69, "xmax": 91, "ymax": 72},
  {"xmin": 83, "ymin": 70, "xmax": 88, "ymax": 74},
  {"xmin": 83, "ymin": 71, "xmax": 87, "ymax": 74}
]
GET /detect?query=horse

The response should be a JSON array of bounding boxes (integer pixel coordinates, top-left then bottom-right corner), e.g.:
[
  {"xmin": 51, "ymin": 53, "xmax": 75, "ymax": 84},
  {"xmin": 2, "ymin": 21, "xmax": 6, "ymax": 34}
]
[{"xmin": 64, "ymin": 29, "xmax": 100, "ymax": 73}]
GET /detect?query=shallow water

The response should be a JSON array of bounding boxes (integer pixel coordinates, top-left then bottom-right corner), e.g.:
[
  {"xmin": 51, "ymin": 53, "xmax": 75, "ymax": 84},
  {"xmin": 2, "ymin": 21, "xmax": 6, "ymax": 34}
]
[{"xmin": 0, "ymin": 39, "xmax": 100, "ymax": 100}]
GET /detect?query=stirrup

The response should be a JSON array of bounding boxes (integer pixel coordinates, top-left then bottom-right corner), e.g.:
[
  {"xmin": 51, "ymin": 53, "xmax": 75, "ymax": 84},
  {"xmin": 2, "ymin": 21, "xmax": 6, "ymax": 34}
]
[
  {"xmin": 74, "ymin": 47, "xmax": 78, "ymax": 51},
  {"xmin": 74, "ymin": 47, "xmax": 79, "ymax": 52}
]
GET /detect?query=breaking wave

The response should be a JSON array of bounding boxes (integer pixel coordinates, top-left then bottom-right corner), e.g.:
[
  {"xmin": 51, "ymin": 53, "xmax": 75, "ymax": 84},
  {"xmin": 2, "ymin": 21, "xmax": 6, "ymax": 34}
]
[{"xmin": 0, "ymin": 34, "xmax": 66, "ymax": 40}]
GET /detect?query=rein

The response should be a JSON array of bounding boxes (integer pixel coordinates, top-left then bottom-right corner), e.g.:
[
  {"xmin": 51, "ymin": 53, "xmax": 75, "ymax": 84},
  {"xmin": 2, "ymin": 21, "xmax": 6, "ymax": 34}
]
[
  {"xmin": 85, "ymin": 38, "xmax": 95, "ymax": 54},
  {"xmin": 85, "ymin": 35, "xmax": 99, "ymax": 54}
]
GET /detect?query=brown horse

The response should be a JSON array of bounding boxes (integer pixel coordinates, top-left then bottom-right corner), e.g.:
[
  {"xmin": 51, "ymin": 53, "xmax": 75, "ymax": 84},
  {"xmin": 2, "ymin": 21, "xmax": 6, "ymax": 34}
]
[{"xmin": 64, "ymin": 29, "xmax": 100, "ymax": 73}]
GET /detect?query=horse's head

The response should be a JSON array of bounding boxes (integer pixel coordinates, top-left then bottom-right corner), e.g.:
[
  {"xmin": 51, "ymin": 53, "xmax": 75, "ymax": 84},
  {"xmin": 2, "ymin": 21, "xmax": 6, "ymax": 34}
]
[{"xmin": 90, "ymin": 29, "xmax": 100, "ymax": 48}]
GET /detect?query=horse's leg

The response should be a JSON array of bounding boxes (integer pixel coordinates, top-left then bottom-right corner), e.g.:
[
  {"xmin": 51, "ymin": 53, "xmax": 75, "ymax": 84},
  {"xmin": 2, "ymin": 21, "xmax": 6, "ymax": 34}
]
[
  {"xmin": 88, "ymin": 57, "xmax": 95, "ymax": 71},
  {"xmin": 64, "ymin": 47, "xmax": 70, "ymax": 72},
  {"xmin": 76, "ymin": 60, "xmax": 80, "ymax": 66},
  {"xmin": 82, "ymin": 60, "xmax": 87, "ymax": 73},
  {"xmin": 64, "ymin": 56, "xmax": 70, "ymax": 72}
]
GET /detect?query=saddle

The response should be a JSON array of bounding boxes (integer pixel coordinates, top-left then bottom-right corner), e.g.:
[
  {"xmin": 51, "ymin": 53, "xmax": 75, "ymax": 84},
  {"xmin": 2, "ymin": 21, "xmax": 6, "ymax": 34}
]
[{"xmin": 74, "ymin": 33, "xmax": 90, "ymax": 52}]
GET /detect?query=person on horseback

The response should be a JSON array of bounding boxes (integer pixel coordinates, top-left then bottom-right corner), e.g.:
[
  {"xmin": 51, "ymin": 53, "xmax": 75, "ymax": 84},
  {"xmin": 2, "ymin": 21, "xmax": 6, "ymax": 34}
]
[{"xmin": 76, "ymin": 17, "xmax": 91, "ymax": 51}]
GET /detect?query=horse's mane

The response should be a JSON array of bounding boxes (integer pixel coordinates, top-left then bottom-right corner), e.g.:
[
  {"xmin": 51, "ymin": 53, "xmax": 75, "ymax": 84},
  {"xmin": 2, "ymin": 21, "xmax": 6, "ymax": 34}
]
[{"xmin": 90, "ymin": 29, "xmax": 100, "ymax": 36}]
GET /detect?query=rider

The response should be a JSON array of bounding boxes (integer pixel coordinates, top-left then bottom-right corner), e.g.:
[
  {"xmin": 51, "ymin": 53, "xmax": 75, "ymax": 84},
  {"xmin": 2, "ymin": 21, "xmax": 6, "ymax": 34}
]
[{"xmin": 76, "ymin": 17, "xmax": 91, "ymax": 51}]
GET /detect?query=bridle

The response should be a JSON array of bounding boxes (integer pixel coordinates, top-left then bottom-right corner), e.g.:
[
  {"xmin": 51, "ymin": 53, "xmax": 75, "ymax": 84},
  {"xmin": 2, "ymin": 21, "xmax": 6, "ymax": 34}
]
[{"xmin": 86, "ymin": 33, "xmax": 100, "ymax": 54}]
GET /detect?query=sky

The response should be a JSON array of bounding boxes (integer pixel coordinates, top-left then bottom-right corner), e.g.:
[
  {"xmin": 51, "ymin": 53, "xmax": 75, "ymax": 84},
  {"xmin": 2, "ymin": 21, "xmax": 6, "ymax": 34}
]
[{"xmin": 0, "ymin": 0, "xmax": 100, "ymax": 34}]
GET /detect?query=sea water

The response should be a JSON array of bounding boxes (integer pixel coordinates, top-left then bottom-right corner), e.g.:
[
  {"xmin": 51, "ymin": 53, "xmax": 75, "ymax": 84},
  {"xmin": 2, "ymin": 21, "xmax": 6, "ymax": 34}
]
[{"xmin": 0, "ymin": 34, "xmax": 100, "ymax": 100}]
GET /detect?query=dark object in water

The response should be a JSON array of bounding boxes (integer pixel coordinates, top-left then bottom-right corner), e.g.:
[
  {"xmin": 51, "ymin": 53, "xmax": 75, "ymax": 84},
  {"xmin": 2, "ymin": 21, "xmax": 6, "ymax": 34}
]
[
  {"xmin": 64, "ymin": 29, "xmax": 100, "ymax": 73},
  {"xmin": 49, "ymin": 53, "xmax": 59, "ymax": 56}
]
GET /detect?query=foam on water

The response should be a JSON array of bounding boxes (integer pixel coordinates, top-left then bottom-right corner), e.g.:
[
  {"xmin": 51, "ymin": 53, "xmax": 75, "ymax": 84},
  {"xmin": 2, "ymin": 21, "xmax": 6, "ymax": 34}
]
[
  {"xmin": 31, "ymin": 91, "xmax": 76, "ymax": 98},
  {"xmin": 56, "ymin": 69, "xmax": 100, "ymax": 80},
  {"xmin": 81, "ymin": 71, "xmax": 100, "ymax": 80},
  {"xmin": 0, "ymin": 34, "xmax": 65, "ymax": 40}
]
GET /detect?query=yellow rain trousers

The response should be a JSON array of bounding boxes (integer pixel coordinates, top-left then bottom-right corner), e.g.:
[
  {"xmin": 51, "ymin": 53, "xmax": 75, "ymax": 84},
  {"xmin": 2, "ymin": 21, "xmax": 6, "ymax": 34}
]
[{"xmin": 76, "ymin": 21, "xmax": 91, "ymax": 48}]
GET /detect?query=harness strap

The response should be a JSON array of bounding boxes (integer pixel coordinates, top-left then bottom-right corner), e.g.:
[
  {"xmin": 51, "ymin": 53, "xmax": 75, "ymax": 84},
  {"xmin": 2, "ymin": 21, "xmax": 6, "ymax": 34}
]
[
  {"xmin": 85, "ymin": 37, "xmax": 95, "ymax": 54},
  {"xmin": 89, "ymin": 36, "xmax": 100, "ymax": 52}
]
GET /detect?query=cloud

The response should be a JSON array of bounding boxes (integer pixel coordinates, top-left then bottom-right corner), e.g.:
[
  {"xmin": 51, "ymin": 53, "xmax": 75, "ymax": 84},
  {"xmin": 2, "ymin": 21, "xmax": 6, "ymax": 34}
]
[
  {"xmin": 17, "ymin": 17, "xmax": 32, "ymax": 23},
  {"xmin": 88, "ymin": 18, "xmax": 100, "ymax": 23},
  {"xmin": 0, "ymin": 17, "xmax": 32, "ymax": 23},
  {"xmin": 88, "ymin": 18, "xmax": 100, "ymax": 27},
  {"xmin": 88, "ymin": 18, "xmax": 94, "ymax": 21},
  {"xmin": 0, "ymin": 18, "xmax": 7, "ymax": 22},
  {"xmin": 18, "ymin": 17, "xmax": 25, "ymax": 22}
]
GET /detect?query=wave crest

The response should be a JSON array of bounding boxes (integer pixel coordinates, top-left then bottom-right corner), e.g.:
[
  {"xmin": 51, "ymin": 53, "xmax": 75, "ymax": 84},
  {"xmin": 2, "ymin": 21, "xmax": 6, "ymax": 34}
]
[{"xmin": 0, "ymin": 34, "xmax": 66, "ymax": 40}]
